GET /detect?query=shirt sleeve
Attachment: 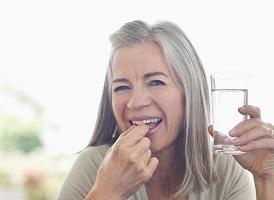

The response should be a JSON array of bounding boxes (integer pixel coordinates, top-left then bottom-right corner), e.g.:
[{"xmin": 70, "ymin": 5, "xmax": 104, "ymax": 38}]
[{"xmin": 58, "ymin": 145, "xmax": 109, "ymax": 200}]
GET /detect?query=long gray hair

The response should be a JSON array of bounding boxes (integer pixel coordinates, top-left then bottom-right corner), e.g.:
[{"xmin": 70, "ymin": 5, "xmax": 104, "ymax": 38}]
[{"xmin": 88, "ymin": 20, "xmax": 217, "ymax": 196}]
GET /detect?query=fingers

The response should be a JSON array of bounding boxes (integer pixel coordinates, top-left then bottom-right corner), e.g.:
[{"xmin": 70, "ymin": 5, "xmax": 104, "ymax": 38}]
[
  {"xmin": 135, "ymin": 157, "xmax": 159, "ymax": 184},
  {"xmin": 104, "ymin": 124, "xmax": 158, "ymax": 190},
  {"xmin": 229, "ymin": 115, "xmax": 273, "ymax": 145},
  {"xmin": 115, "ymin": 124, "xmax": 151, "ymax": 161},
  {"xmin": 208, "ymin": 125, "xmax": 213, "ymax": 137},
  {"xmin": 238, "ymin": 105, "xmax": 261, "ymax": 119},
  {"xmin": 238, "ymin": 138, "xmax": 274, "ymax": 151},
  {"xmin": 115, "ymin": 124, "xmax": 155, "ymax": 170},
  {"xmin": 120, "ymin": 125, "xmax": 137, "ymax": 136},
  {"xmin": 119, "ymin": 124, "xmax": 149, "ymax": 146},
  {"xmin": 143, "ymin": 157, "xmax": 159, "ymax": 182},
  {"xmin": 211, "ymin": 105, "xmax": 261, "ymax": 139},
  {"xmin": 266, "ymin": 122, "xmax": 274, "ymax": 130},
  {"xmin": 142, "ymin": 148, "xmax": 152, "ymax": 166},
  {"xmin": 129, "ymin": 136, "xmax": 152, "ymax": 170},
  {"xmin": 147, "ymin": 157, "xmax": 159, "ymax": 173},
  {"xmin": 229, "ymin": 118, "xmax": 264, "ymax": 137},
  {"xmin": 231, "ymin": 125, "xmax": 273, "ymax": 146},
  {"xmin": 129, "ymin": 145, "xmax": 157, "ymax": 183},
  {"xmin": 228, "ymin": 104, "xmax": 274, "ymax": 152},
  {"xmin": 229, "ymin": 104, "xmax": 265, "ymax": 138},
  {"xmin": 134, "ymin": 147, "xmax": 152, "ymax": 168},
  {"xmin": 129, "ymin": 137, "xmax": 151, "ymax": 156}
]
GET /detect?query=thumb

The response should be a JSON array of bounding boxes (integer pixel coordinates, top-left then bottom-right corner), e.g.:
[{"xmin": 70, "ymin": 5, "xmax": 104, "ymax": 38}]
[
  {"xmin": 208, "ymin": 125, "xmax": 213, "ymax": 137},
  {"xmin": 145, "ymin": 157, "xmax": 159, "ymax": 181},
  {"xmin": 238, "ymin": 105, "xmax": 261, "ymax": 119}
]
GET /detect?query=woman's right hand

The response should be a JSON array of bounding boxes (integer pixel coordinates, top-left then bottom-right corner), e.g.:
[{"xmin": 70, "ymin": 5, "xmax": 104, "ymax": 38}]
[{"xmin": 87, "ymin": 124, "xmax": 159, "ymax": 200}]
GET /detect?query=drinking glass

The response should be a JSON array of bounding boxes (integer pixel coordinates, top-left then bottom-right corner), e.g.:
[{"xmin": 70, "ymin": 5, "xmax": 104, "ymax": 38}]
[{"xmin": 211, "ymin": 72, "xmax": 248, "ymax": 155}]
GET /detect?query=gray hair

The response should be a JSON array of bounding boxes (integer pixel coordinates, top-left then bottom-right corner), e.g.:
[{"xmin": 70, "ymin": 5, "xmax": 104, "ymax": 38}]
[{"xmin": 88, "ymin": 20, "xmax": 217, "ymax": 196}]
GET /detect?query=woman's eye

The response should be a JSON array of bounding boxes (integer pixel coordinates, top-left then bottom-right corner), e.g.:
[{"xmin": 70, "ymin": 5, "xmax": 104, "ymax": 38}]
[
  {"xmin": 148, "ymin": 80, "xmax": 165, "ymax": 86},
  {"xmin": 113, "ymin": 86, "xmax": 130, "ymax": 92}
]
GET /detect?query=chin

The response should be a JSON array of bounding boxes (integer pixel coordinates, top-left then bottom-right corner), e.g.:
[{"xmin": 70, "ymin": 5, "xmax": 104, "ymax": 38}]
[
  {"xmin": 149, "ymin": 135, "xmax": 177, "ymax": 155},
  {"xmin": 149, "ymin": 140, "xmax": 168, "ymax": 153}
]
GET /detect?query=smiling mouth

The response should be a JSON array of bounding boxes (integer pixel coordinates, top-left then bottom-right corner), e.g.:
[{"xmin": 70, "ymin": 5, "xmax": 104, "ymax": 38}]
[{"xmin": 129, "ymin": 118, "xmax": 163, "ymax": 129}]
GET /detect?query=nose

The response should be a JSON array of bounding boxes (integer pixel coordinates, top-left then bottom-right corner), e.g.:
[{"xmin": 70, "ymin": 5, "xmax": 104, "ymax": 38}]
[{"xmin": 126, "ymin": 87, "xmax": 152, "ymax": 110}]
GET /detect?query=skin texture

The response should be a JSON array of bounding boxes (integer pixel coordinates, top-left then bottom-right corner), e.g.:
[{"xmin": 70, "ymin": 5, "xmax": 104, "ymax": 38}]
[
  {"xmin": 86, "ymin": 41, "xmax": 186, "ymax": 200},
  {"xmin": 209, "ymin": 104, "xmax": 274, "ymax": 200},
  {"xmin": 87, "ymin": 124, "xmax": 159, "ymax": 200}
]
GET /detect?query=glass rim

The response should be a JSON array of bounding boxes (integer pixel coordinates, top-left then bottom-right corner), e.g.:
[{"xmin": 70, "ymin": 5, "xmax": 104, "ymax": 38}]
[{"xmin": 210, "ymin": 71, "xmax": 250, "ymax": 80}]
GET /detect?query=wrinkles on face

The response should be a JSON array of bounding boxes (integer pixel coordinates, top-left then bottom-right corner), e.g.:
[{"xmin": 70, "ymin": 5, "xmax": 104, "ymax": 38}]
[{"xmin": 111, "ymin": 41, "xmax": 185, "ymax": 153}]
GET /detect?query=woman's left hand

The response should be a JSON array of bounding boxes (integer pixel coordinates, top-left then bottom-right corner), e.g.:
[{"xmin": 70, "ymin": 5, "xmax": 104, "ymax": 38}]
[
  {"xmin": 209, "ymin": 104, "xmax": 274, "ymax": 177},
  {"xmin": 229, "ymin": 105, "xmax": 274, "ymax": 177}
]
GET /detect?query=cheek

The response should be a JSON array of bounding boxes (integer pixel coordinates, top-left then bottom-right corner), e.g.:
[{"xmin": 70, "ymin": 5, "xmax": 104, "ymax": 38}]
[
  {"xmin": 165, "ymin": 93, "xmax": 184, "ymax": 129},
  {"xmin": 173, "ymin": 98, "xmax": 184, "ymax": 119},
  {"xmin": 112, "ymin": 96, "xmax": 127, "ymax": 129}
]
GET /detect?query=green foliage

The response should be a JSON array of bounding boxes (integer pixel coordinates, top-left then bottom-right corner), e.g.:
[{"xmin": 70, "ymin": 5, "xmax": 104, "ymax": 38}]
[
  {"xmin": 0, "ymin": 115, "xmax": 43, "ymax": 153},
  {"xmin": 0, "ymin": 84, "xmax": 70, "ymax": 200},
  {"xmin": 0, "ymin": 84, "xmax": 44, "ymax": 153},
  {"xmin": 0, "ymin": 151, "xmax": 73, "ymax": 199}
]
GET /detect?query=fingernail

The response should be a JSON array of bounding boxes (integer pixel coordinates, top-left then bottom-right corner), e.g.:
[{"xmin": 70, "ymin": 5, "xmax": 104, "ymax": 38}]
[
  {"xmin": 229, "ymin": 129, "xmax": 236, "ymax": 136},
  {"xmin": 231, "ymin": 137, "xmax": 240, "ymax": 145},
  {"xmin": 239, "ymin": 106, "xmax": 245, "ymax": 111}
]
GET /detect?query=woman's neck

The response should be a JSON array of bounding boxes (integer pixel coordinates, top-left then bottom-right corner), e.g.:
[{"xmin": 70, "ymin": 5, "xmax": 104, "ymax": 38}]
[{"xmin": 145, "ymin": 144, "xmax": 184, "ymax": 199}]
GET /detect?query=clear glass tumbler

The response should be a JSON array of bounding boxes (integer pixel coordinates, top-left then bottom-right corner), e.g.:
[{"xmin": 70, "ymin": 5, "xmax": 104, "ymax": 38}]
[{"xmin": 211, "ymin": 72, "xmax": 248, "ymax": 155}]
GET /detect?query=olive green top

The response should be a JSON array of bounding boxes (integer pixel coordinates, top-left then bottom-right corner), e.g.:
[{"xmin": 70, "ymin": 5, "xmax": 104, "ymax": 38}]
[{"xmin": 58, "ymin": 144, "xmax": 252, "ymax": 200}]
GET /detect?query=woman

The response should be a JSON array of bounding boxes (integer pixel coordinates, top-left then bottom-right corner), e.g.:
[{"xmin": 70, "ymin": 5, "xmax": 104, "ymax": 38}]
[{"xmin": 59, "ymin": 20, "xmax": 274, "ymax": 200}]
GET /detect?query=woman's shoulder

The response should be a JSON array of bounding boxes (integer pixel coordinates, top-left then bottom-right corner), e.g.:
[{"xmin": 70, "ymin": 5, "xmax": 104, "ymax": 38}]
[
  {"xmin": 58, "ymin": 144, "xmax": 112, "ymax": 199},
  {"xmin": 190, "ymin": 154, "xmax": 252, "ymax": 200},
  {"xmin": 81, "ymin": 144, "xmax": 111, "ymax": 156},
  {"xmin": 213, "ymin": 154, "xmax": 252, "ymax": 199},
  {"xmin": 214, "ymin": 154, "xmax": 244, "ymax": 176},
  {"xmin": 77, "ymin": 144, "xmax": 111, "ymax": 166}
]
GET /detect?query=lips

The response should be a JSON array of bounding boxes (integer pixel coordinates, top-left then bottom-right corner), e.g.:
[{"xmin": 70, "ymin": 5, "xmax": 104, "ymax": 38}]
[
  {"xmin": 128, "ymin": 116, "xmax": 163, "ymax": 136},
  {"xmin": 129, "ymin": 117, "xmax": 162, "ymax": 125},
  {"xmin": 146, "ymin": 120, "xmax": 162, "ymax": 136}
]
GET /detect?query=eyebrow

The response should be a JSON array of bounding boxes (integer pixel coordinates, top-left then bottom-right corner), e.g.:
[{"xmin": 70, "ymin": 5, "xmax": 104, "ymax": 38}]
[
  {"xmin": 112, "ymin": 71, "xmax": 168, "ymax": 84},
  {"xmin": 144, "ymin": 71, "xmax": 168, "ymax": 79}
]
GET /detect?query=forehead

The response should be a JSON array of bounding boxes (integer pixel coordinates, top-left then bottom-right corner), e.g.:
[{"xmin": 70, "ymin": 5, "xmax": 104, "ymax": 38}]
[{"xmin": 111, "ymin": 41, "xmax": 171, "ymax": 78}]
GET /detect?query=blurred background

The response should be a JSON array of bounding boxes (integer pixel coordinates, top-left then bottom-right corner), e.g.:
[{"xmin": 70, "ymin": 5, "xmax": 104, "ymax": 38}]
[{"xmin": 0, "ymin": 0, "xmax": 273, "ymax": 199}]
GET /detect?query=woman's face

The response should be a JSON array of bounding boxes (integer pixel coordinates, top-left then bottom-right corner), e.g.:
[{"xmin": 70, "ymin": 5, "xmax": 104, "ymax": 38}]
[{"xmin": 111, "ymin": 41, "xmax": 185, "ymax": 152}]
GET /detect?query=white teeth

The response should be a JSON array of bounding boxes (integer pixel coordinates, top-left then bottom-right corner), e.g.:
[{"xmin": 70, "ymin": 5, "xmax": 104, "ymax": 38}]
[
  {"xmin": 131, "ymin": 118, "xmax": 161, "ymax": 125},
  {"xmin": 134, "ymin": 121, "xmax": 143, "ymax": 125}
]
